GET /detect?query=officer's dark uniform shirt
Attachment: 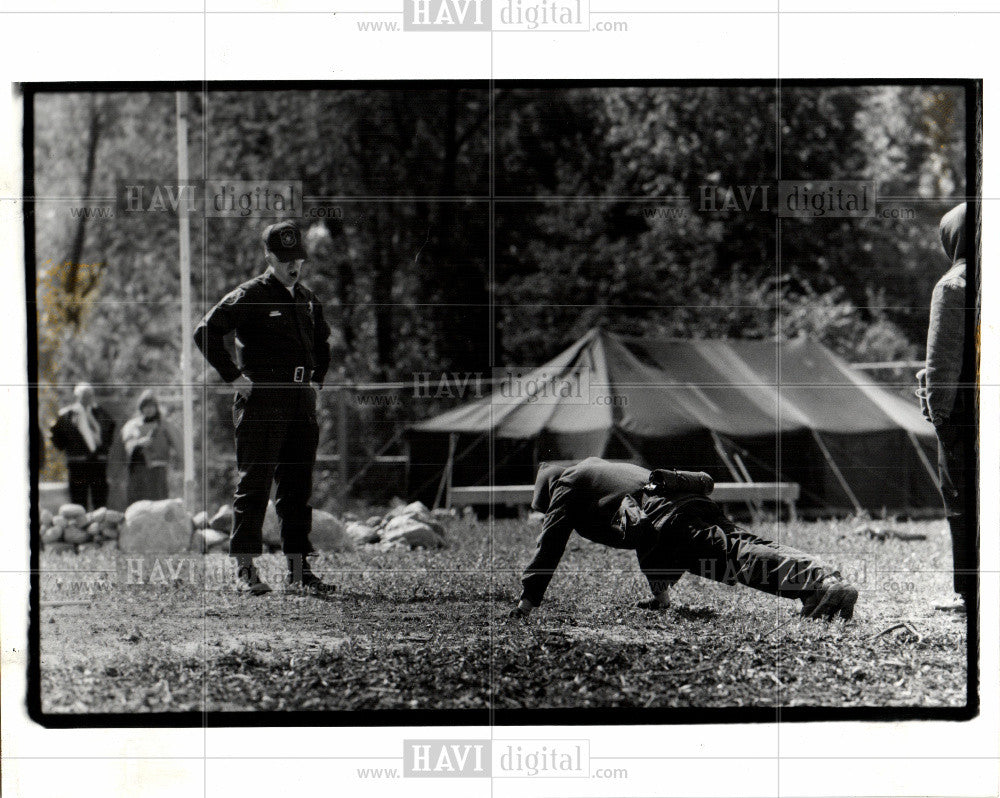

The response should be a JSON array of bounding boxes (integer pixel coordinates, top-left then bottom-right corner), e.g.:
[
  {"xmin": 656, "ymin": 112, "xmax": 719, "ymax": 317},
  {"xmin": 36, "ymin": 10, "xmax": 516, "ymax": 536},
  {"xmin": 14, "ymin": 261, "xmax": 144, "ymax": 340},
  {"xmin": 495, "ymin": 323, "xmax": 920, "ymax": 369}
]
[
  {"xmin": 521, "ymin": 457, "xmax": 651, "ymax": 606},
  {"xmin": 194, "ymin": 270, "xmax": 332, "ymax": 387}
]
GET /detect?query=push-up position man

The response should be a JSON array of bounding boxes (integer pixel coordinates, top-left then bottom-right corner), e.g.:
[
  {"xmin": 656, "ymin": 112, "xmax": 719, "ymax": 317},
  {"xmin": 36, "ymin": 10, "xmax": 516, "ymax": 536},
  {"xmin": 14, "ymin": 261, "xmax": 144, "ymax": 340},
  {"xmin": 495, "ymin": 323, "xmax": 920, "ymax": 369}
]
[{"xmin": 512, "ymin": 457, "xmax": 858, "ymax": 620}]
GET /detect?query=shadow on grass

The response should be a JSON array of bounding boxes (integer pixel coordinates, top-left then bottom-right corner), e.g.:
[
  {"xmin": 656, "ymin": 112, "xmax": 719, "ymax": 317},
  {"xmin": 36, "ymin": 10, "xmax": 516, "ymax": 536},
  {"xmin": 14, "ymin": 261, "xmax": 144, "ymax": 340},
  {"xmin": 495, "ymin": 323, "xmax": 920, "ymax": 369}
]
[{"xmin": 671, "ymin": 605, "xmax": 720, "ymax": 621}]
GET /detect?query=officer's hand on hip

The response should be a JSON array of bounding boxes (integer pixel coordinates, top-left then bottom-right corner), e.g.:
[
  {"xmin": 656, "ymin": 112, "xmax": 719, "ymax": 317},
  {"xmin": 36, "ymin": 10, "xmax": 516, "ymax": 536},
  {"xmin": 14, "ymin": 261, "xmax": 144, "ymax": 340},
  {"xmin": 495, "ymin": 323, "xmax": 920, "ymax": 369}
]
[{"xmin": 233, "ymin": 374, "xmax": 253, "ymax": 399}]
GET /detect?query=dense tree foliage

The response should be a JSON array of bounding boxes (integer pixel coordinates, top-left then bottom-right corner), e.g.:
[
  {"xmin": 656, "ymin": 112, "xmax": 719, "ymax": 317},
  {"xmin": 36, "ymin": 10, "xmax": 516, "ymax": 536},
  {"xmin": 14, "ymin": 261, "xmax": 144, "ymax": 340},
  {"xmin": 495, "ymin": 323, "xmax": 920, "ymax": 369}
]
[{"xmin": 32, "ymin": 85, "xmax": 968, "ymax": 498}]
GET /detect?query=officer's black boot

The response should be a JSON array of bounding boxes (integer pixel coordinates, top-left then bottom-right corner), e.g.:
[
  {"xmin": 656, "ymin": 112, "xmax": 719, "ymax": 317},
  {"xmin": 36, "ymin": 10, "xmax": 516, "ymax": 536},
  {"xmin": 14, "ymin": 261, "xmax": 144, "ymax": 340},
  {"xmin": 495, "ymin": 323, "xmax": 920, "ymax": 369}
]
[
  {"xmin": 235, "ymin": 555, "xmax": 272, "ymax": 596},
  {"xmin": 284, "ymin": 554, "xmax": 336, "ymax": 595}
]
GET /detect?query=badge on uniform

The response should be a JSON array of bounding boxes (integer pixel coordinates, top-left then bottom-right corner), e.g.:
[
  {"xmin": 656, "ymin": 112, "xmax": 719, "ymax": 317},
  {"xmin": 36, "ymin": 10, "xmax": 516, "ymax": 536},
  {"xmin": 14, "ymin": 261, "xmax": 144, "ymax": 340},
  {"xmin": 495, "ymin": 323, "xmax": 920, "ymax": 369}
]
[{"xmin": 269, "ymin": 310, "xmax": 281, "ymax": 317}]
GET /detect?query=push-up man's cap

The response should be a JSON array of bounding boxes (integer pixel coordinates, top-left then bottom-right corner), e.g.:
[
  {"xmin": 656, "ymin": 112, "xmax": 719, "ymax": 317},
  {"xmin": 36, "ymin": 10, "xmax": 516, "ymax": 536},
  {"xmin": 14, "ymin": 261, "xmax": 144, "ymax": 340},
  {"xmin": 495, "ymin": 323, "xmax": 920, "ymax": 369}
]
[{"xmin": 262, "ymin": 220, "xmax": 308, "ymax": 263}]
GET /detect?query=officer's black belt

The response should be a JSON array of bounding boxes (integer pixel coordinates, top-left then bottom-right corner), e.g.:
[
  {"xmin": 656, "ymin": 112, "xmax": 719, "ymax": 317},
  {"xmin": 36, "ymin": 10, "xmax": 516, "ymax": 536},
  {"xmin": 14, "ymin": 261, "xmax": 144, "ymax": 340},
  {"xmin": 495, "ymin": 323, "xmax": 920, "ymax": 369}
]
[{"xmin": 243, "ymin": 366, "xmax": 310, "ymax": 383}]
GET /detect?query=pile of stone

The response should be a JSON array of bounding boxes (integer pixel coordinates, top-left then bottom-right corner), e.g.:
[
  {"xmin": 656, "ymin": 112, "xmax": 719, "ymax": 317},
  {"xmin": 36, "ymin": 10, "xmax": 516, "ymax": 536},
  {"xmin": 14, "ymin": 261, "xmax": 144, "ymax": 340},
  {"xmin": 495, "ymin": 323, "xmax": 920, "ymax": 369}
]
[
  {"xmin": 39, "ymin": 496, "xmax": 451, "ymax": 556},
  {"xmin": 343, "ymin": 500, "xmax": 450, "ymax": 550},
  {"xmin": 191, "ymin": 501, "xmax": 355, "ymax": 553},
  {"xmin": 39, "ymin": 504, "xmax": 125, "ymax": 553}
]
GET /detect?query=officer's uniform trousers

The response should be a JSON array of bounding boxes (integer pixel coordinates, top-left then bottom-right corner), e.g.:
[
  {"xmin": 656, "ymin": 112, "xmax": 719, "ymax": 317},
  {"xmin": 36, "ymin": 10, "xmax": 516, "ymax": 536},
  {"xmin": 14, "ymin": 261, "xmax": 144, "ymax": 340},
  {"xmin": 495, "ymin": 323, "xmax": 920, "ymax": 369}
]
[
  {"xmin": 633, "ymin": 494, "xmax": 834, "ymax": 598},
  {"xmin": 230, "ymin": 380, "xmax": 319, "ymax": 556}
]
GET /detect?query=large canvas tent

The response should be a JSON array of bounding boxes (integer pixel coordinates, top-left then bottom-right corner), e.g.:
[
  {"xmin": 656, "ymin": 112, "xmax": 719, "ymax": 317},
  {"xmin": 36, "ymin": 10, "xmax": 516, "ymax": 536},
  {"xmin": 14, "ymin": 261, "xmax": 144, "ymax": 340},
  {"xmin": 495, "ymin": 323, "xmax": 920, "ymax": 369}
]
[{"xmin": 407, "ymin": 329, "xmax": 941, "ymax": 514}]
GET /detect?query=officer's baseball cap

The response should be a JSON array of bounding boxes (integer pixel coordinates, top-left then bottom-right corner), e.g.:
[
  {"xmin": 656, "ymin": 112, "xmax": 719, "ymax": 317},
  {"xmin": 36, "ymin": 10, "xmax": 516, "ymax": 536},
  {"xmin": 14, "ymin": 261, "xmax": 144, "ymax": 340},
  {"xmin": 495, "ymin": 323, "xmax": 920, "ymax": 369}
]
[{"xmin": 262, "ymin": 221, "xmax": 308, "ymax": 263}]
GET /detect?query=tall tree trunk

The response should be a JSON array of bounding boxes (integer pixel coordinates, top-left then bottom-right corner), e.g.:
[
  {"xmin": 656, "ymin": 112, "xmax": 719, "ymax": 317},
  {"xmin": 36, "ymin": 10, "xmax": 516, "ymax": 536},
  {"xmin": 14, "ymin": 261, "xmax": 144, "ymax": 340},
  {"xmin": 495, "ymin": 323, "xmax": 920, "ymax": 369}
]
[
  {"xmin": 370, "ymin": 209, "xmax": 394, "ymax": 374},
  {"xmin": 324, "ymin": 216, "xmax": 355, "ymax": 350},
  {"xmin": 64, "ymin": 98, "xmax": 104, "ymax": 326}
]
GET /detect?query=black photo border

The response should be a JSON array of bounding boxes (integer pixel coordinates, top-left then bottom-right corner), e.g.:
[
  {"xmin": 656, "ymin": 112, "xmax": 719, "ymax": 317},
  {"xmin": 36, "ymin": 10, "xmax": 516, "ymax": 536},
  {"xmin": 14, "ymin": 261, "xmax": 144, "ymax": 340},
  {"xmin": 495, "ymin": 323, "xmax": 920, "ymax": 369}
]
[{"xmin": 21, "ymin": 77, "xmax": 981, "ymax": 729}]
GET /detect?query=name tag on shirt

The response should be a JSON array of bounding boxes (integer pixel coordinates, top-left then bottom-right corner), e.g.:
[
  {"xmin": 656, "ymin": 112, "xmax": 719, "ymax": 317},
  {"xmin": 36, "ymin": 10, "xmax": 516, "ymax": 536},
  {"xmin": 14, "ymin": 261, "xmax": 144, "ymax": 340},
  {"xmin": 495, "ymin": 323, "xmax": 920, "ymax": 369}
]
[{"xmin": 269, "ymin": 310, "xmax": 282, "ymax": 317}]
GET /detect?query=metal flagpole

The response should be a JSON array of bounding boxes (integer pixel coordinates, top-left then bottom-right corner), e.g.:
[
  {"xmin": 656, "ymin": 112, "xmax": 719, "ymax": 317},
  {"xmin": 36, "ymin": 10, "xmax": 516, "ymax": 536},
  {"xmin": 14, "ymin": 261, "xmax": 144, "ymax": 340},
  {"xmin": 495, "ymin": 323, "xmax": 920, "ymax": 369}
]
[{"xmin": 176, "ymin": 92, "xmax": 196, "ymax": 509}]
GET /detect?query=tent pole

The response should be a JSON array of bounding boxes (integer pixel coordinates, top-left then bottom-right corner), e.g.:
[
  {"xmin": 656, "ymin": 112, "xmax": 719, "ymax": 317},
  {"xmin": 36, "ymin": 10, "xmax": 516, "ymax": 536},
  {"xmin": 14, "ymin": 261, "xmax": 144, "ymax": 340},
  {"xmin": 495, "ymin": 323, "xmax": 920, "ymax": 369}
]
[
  {"xmin": 612, "ymin": 427, "xmax": 645, "ymax": 465},
  {"xmin": 445, "ymin": 432, "xmax": 456, "ymax": 509},
  {"xmin": 907, "ymin": 430, "xmax": 941, "ymax": 491},
  {"xmin": 434, "ymin": 432, "xmax": 458, "ymax": 510},
  {"xmin": 176, "ymin": 92, "xmax": 196, "ymax": 511},
  {"xmin": 411, "ymin": 430, "xmax": 490, "ymax": 499},
  {"xmin": 403, "ymin": 437, "xmax": 410, "ymax": 498},
  {"xmin": 810, "ymin": 429, "xmax": 863, "ymax": 514},
  {"xmin": 710, "ymin": 431, "xmax": 760, "ymax": 521},
  {"xmin": 337, "ymin": 387, "xmax": 349, "ymax": 507},
  {"xmin": 342, "ymin": 426, "xmax": 407, "ymax": 495}
]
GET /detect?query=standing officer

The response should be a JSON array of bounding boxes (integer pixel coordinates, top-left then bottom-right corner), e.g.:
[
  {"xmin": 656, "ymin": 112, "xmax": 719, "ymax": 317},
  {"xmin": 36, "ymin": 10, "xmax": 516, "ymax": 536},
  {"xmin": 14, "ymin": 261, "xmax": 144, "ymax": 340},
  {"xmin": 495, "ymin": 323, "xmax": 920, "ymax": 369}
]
[{"xmin": 195, "ymin": 221, "xmax": 334, "ymax": 595}]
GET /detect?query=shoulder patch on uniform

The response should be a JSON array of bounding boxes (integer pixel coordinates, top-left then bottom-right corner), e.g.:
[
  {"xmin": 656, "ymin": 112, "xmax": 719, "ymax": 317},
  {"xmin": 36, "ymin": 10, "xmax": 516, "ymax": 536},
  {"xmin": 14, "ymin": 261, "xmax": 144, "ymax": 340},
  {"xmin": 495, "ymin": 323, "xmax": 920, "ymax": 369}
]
[{"xmin": 223, "ymin": 286, "xmax": 248, "ymax": 305}]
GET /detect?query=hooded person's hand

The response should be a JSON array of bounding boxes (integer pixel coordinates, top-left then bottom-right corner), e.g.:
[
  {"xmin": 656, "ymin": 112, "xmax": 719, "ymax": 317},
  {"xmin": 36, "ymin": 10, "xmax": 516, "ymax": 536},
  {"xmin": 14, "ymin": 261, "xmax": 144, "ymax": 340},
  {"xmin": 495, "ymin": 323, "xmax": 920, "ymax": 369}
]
[{"xmin": 914, "ymin": 368, "xmax": 931, "ymax": 422}]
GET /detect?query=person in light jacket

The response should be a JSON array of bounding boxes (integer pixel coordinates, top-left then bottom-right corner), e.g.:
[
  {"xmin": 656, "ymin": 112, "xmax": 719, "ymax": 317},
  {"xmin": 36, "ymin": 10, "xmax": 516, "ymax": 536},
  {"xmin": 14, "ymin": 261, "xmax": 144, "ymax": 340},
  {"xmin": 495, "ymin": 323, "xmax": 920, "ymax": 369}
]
[{"xmin": 121, "ymin": 389, "xmax": 177, "ymax": 505}]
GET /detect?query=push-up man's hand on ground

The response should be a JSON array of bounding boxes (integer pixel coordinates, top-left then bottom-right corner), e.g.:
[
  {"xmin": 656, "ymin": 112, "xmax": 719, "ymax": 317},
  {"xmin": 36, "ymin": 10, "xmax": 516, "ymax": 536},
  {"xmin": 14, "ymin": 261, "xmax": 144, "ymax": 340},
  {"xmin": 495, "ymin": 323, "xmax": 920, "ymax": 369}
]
[
  {"xmin": 509, "ymin": 599, "xmax": 535, "ymax": 619},
  {"xmin": 636, "ymin": 590, "xmax": 671, "ymax": 611}
]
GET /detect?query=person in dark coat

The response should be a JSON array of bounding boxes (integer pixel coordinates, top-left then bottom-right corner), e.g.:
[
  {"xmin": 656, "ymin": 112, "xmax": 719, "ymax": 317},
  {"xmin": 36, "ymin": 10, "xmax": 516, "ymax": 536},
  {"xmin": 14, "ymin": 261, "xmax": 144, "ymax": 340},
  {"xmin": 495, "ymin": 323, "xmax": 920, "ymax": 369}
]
[
  {"xmin": 916, "ymin": 202, "xmax": 977, "ymax": 614},
  {"xmin": 512, "ymin": 457, "xmax": 857, "ymax": 621},
  {"xmin": 194, "ymin": 221, "xmax": 334, "ymax": 596},
  {"xmin": 50, "ymin": 382, "xmax": 116, "ymax": 510},
  {"xmin": 121, "ymin": 389, "xmax": 177, "ymax": 505}
]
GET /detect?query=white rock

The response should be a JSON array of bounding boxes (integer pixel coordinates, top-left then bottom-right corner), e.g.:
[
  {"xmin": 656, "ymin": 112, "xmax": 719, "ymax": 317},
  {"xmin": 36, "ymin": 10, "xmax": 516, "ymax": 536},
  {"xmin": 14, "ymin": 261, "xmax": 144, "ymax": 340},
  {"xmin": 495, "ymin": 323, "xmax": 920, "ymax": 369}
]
[
  {"xmin": 382, "ymin": 516, "xmax": 446, "ymax": 549},
  {"xmin": 63, "ymin": 527, "xmax": 90, "ymax": 545},
  {"xmin": 310, "ymin": 510, "xmax": 354, "ymax": 552},
  {"xmin": 41, "ymin": 526, "xmax": 63, "ymax": 544},
  {"xmin": 120, "ymin": 498, "xmax": 193, "ymax": 554},
  {"xmin": 58, "ymin": 503, "xmax": 87, "ymax": 520},
  {"xmin": 344, "ymin": 521, "xmax": 381, "ymax": 545},
  {"xmin": 383, "ymin": 501, "xmax": 446, "ymax": 539},
  {"xmin": 386, "ymin": 500, "xmax": 430, "ymax": 520},
  {"xmin": 262, "ymin": 501, "xmax": 281, "ymax": 547},
  {"xmin": 103, "ymin": 509, "xmax": 125, "ymax": 525},
  {"xmin": 192, "ymin": 527, "xmax": 229, "ymax": 553},
  {"xmin": 40, "ymin": 509, "xmax": 54, "ymax": 526},
  {"xmin": 208, "ymin": 537, "xmax": 230, "ymax": 553},
  {"xmin": 210, "ymin": 505, "xmax": 234, "ymax": 532}
]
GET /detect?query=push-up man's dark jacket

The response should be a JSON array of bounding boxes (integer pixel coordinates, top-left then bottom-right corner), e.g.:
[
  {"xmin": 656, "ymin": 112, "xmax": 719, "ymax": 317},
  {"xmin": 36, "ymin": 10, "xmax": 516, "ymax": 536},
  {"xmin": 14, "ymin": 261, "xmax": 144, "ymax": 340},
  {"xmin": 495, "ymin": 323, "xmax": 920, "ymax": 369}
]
[{"xmin": 521, "ymin": 457, "xmax": 652, "ymax": 606}]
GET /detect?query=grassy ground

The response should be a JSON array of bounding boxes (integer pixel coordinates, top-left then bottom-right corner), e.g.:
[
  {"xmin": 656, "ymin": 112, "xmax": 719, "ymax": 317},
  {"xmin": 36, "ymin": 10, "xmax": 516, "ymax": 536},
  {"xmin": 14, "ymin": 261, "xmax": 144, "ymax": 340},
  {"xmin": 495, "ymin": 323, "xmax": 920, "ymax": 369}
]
[{"xmin": 38, "ymin": 516, "xmax": 968, "ymax": 713}]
